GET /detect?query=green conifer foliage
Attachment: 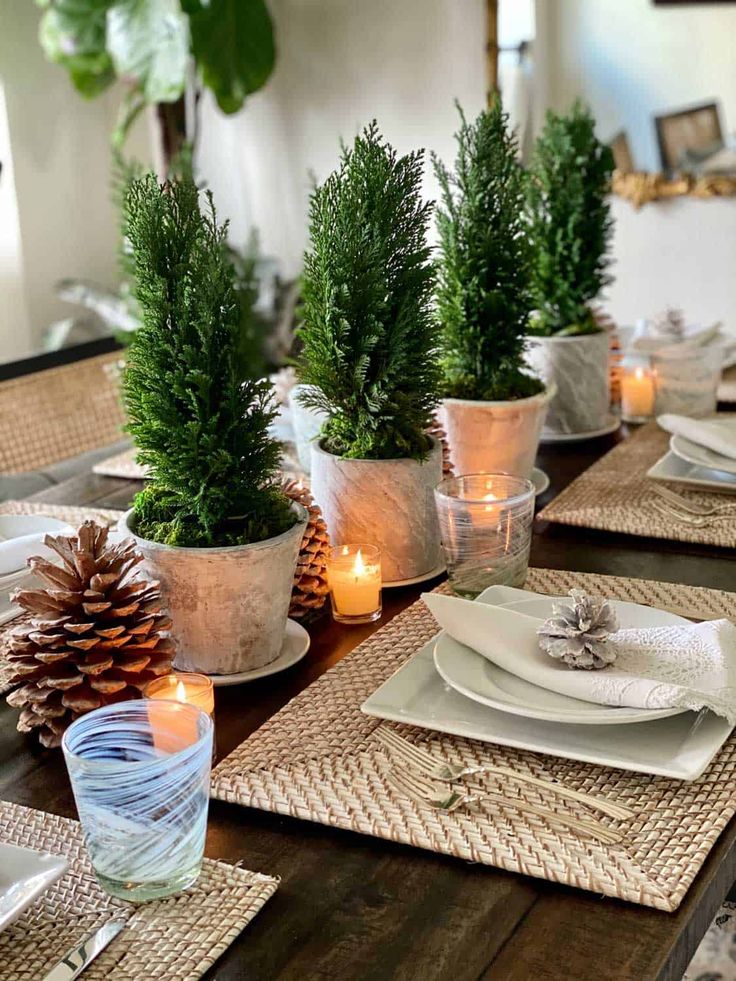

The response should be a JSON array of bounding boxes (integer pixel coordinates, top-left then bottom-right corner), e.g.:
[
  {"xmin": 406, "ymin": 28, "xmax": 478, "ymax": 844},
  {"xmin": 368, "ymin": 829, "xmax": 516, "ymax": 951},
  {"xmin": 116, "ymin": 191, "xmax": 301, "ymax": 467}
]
[
  {"xmin": 123, "ymin": 175, "xmax": 294, "ymax": 547},
  {"xmin": 297, "ymin": 122, "xmax": 440, "ymax": 461},
  {"xmin": 527, "ymin": 101, "xmax": 614, "ymax": 336},
  {"xmin": 433, "ymin": 99, "xmax": 542, "ymax": 401}
]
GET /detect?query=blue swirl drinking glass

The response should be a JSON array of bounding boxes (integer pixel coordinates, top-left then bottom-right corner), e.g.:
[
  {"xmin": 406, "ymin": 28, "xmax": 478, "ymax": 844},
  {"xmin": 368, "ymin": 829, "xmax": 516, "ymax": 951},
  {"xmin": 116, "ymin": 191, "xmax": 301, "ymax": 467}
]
[{"xmin": 62, "ymin": 700, "xmax": 213, "ymax": 902}]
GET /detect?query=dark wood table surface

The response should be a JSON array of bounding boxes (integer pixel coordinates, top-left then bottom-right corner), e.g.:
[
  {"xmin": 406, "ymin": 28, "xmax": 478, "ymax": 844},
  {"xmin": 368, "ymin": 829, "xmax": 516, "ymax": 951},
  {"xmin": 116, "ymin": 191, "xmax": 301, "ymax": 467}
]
[{"xmin": 3, "ymin": 428, "xmax": 736, "ymax": 980}]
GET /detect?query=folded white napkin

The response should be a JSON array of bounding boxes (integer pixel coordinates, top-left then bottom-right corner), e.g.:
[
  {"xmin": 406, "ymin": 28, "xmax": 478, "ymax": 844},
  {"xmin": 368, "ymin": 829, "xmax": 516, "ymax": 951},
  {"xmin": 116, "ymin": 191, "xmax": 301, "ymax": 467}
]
[
  {"xmin": 0, "ymin": 528, "xmax": 72, "ymax": 577},
  {"xmin": 658, "ymin": 413, "xmax": 736, "ymax": 461},
  {"xmin": 423, "ymin": 591, "xmax": 736, "ymax": 723}
]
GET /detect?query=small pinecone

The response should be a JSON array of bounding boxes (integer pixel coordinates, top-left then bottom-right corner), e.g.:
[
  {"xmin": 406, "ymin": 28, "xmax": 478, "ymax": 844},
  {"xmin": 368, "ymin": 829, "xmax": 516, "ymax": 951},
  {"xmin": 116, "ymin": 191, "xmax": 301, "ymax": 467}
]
[
  {"xmin": 426, "ymin": 416, "xmax": 454, "ymax": 478},
  {"xmin": 652, "ymin": 306, "xmax": 686, "ymax": 340},
  {"xmin": 5, "ymin": 521, "xmax": 174, "ymax": 748},
  {"xmin": 281, "ymin": 478, "xmax": 330, "ymax": 620},
  {"xmin": 537, "ymin": 589, "xmax": 619, "ymax": 670}
]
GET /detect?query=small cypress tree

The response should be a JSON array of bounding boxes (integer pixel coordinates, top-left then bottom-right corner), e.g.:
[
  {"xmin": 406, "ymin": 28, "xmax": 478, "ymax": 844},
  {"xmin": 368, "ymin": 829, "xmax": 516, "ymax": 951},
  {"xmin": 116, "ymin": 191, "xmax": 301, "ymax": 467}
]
[
  {"xmin": 527, "ymin": 101, "xmax": 614, "ymax": 336},
  {"xmin": 123, "ymin": 175, "xmax": 294, "ymax": 547},
  {"xmin": 433, "ymin": 99, "xmax": 542, "ymax": 401},
  {"xmin": 297, "ymin": 121, "xmax": 440, "ymax": 461}
]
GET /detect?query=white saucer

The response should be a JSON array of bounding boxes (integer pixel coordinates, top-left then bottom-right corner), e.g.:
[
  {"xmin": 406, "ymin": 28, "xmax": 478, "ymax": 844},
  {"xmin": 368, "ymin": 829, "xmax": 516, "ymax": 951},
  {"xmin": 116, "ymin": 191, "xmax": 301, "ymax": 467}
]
[
  {"xmin": 433, "ymin": 595, "xmax": 686, "ymax": 725},
  {"xmin": 383, "ymin": 563, "xmax": 446, "ymax": 589},
  {"xmin": 539, "ymin": 414, "xmax": 621, "ymax": 444},
  {"xmin": 208, "ymin": 619, "xmax": 310, "ymax": 686},
  {"xmin": 531, "ymin": 466, "xmax": 550, "ymax": 496},
  {"xmin": 670, "ymin": 433, "xmax": 736, "ymax": 477}
]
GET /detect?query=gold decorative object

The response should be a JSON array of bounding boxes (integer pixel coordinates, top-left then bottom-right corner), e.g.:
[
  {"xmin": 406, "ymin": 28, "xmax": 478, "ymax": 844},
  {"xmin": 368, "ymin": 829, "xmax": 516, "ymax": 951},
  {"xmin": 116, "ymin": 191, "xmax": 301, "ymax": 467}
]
[
  {"xmin": 5, "ymin": 521, "xmax": 174, "ymax": 747},
  {"xmin": 612, "ymin": 169, "xmax": 736, "ymax": 208}
]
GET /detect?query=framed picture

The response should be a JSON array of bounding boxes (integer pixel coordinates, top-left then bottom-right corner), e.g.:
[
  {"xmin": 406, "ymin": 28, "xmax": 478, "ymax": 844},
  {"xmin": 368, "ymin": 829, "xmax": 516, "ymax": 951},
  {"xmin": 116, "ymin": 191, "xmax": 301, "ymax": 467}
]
[{"xmin": 654, "ymin": 102, "xmax": 723, "ymax": 172}]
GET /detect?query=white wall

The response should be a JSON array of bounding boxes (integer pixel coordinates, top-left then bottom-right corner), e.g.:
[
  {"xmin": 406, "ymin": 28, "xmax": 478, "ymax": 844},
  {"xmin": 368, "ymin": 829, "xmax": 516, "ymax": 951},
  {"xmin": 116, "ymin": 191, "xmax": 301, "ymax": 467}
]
[
  {"xmin": 0, "ymin": 81, "xmax": 31, "ymax": 361},
  {"xmin": 196, "ymin": 0, "xmax": 487, "ymax": 278},
  {"xmin": 543, "ymin": 0, "xmax": 736, "ymax": 171}
]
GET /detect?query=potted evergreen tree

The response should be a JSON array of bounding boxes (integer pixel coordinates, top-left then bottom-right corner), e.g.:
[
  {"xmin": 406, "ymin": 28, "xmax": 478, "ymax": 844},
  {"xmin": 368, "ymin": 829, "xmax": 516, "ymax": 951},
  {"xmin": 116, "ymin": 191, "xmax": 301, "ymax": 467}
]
[
  {"xmin": 433, "ymin": 99, "xmax": 554, "ymax": 478},
  {"xmin": 120, "ymin": 175, "xmax": 307, "ymax": 675},
  {"xmin": 525, "ymin": 101, "xmax": 615, "ymax": 437},
  {"xmin": 298, "ymin": 122, "xmax": 442, "ymax": 583}
]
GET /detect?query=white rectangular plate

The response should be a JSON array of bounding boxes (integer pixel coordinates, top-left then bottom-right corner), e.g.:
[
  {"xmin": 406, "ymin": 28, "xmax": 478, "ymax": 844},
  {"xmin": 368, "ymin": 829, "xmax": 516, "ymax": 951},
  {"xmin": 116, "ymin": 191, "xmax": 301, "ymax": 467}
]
[
  {"xmin": 647, "ymin": 450, "xmax": 736, "ymax": 494},
  {"xmin": 0, "ymin": 842, "xmax": 67, "ymax": 932}
]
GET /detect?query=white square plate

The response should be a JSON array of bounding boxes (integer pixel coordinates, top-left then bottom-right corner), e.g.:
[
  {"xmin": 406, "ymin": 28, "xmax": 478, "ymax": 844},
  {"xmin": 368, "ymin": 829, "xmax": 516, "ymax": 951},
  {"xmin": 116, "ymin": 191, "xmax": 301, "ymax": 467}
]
[
  {"xmin": 0, "ymin": 842, "xmax": 67, "ymax": 932},
  {"xmin": 360, "ymin": 587, "xmax": 734, "ymax": 780},
  {"xmin": 647, "ymin": 450, "xmax": 736, "ymax": 493}
]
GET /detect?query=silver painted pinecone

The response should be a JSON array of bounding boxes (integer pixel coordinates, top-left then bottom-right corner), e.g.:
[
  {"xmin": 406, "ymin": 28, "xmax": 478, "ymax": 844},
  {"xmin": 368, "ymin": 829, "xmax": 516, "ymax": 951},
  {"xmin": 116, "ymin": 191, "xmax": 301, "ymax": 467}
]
[{"xmin": 537, "ymin": 589, "xmax": 619, "ymax": 670}]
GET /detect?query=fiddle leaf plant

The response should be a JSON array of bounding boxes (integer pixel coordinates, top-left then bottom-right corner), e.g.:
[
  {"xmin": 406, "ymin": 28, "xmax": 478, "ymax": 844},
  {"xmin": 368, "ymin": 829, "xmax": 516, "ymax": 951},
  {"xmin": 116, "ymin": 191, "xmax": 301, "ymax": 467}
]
[
  {"xmin": 526, "ymin": 100, "xmax": 614, "ymax": 336},
  {"xmin": 297, "ymin": 121, "xmax": 440, "ymax": 461},
  {"xmin": 123, "ymin": 174, "xmax": 294, "ymax": 548},
  {"xmin": 433, "ymin": 98, "xmax": 542, "ymax": 401}
]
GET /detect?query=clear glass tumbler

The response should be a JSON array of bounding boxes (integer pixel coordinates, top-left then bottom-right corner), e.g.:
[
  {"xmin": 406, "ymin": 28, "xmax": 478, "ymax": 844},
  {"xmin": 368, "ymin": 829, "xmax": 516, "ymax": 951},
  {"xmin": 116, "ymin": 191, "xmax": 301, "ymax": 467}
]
[
  {"xmin": 434, "ymin": 473, "xmax": 535, "ymax": 598},
  {"xmin": 62, "ymin": 700, "xmax": 213, "ymax": 903}
]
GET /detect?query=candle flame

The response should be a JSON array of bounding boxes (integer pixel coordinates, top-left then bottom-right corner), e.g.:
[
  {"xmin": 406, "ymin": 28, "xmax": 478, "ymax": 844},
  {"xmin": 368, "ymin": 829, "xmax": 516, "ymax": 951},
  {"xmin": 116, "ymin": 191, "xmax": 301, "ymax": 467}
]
[
  {"xmin": 353, "ymin": 548, "xmax": 366, "ymax": 575},
  {"xmin": 634, "ymin": 366, "xmax": 645, "ymax": 380},
  {"xmin": 175, "ymin": 681, "xmax": 187, "ymax": 703}
]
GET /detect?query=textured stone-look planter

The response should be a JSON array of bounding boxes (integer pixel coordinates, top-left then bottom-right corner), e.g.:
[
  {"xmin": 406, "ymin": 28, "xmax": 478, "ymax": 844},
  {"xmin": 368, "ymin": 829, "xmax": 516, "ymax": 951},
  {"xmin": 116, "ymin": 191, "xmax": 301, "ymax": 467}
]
[
  {"xmin": 310, "ymin": 438, "xmax": 442, "ymax": 583},
  {"xmin": 439, "ymin": 385, "xmax": 554, "ymax": 478},
  {"xmin": 525, "ymin": 332, "xmax": 610, "ymax": 435},
  {"xmin": 120, "ymin": 504, "xmax": 307, "ymax": 675},
  {"xmin": 289, "ymin": 384, "xmax": 327, "ymax": 474}
]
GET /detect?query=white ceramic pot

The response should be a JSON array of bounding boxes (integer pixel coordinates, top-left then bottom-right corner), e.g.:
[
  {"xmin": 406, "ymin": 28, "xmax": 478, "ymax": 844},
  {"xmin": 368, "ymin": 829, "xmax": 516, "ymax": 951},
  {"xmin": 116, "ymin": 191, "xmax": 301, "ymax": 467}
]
[
  {"xmin": 289, "ymin": 384, "xmax": 328, "ymax": 474},
  {"xmin": 439, "ymin": 385, "xmax": 554, "ymax": 479},
  {"xmin": 525, "ymin": 332, "xmax": 611, "ymax": 435},
  {"xmin": 120, "ymin": 504, "xmax": 307, "ymax": 675},
  {"xmin": 310, "ymin": 437, "xmax": 443, "ymax": 583}
]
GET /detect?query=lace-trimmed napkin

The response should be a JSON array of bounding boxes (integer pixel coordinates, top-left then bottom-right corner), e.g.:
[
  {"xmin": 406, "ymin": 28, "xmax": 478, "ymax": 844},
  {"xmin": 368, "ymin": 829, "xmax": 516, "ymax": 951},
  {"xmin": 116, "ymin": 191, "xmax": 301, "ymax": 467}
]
[{"xmin": 424, "ymin": 589, "xmax": 736, "ymax": 723}]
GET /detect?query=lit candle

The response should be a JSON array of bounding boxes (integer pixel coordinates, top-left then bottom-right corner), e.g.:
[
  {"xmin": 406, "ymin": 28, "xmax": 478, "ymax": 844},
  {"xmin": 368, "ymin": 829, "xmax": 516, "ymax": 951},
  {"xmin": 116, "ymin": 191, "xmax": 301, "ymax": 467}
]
[
  {"xmin": 143, "ymin": 672, "xmax": 215, "ymax": 754},
  {"xmin": 328, "ymin": 544, "xmax": 382, "ymax": 624},
  {"xmin": 621, "ymin": 364, "xmax": 655, "ymax": 422}
]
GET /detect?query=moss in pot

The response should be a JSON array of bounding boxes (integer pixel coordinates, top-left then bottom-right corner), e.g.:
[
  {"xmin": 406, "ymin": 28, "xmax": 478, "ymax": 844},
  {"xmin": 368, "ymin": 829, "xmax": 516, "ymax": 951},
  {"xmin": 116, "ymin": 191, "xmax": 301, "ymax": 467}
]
[
  {"xmin": 433, "ymin": 98, "xmax": 551, "ymax": 478},
  {"xmin": 297, "ymin": 121, "xmax": 443, "ymax": 582},
  {"xmin": 525, "ymin": 101, "xmax": 615, "ymax": 436},
  {"xmin": 122, "ymin": 175, "xmax": 306, "ymax": 675}
]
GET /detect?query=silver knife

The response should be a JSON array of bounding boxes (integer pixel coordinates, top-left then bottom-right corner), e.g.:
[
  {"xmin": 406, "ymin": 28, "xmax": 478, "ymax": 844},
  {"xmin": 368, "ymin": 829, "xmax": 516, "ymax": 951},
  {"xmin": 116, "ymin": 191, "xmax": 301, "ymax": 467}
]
[{"xmin": 43, "ymin": 919, "xmax": 126, "ymax": 981}]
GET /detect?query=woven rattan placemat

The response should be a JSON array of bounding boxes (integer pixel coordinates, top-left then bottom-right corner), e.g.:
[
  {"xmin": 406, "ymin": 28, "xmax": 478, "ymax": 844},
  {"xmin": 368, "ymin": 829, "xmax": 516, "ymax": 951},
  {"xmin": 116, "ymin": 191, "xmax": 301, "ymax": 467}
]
[
  {"xmin": 0, "ymin": 502, "xmax": 125, "ymax": 694},
  {"xmin": 0, "ymin": 800, "xmax": 278, "ymax": 980},
  {"xmin": 213, "ymin": 568, "xmax": 736, "ymax": 912},
  {"xmin": 538, "ymin": 422, "xmax": 736, "ymax": 546}
]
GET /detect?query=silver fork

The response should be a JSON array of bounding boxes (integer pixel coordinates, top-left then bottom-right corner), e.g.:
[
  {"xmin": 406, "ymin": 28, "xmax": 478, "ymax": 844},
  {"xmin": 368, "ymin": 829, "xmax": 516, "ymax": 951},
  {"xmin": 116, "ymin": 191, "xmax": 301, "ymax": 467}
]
[
  {"xmin": 650, "ymin": 499, "xmax": 736, "ymax": 527},
  {"xmin": 375, "ymin": 727, "xmax": 634, "ymax": 821},
  {"xmin": 651, "ymin": 484, "xmax": 736, "ymax": 517},
  {"xmin": 384, "ymin": 768, "xmax": 622, "ymax": 845}
]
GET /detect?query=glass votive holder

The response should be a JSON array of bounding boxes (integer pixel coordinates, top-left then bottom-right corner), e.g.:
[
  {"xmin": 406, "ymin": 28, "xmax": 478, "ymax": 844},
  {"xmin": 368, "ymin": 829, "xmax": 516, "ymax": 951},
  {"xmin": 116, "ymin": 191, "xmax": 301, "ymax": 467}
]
[
  {"xmin": 143, "ymin": 672, "xmax": 216, "ymax": 763},
  {"xmin": 62, "ymin": 700, "xmax": 213, "ymax": 903},
  {"xmin": 652, "ymin": 342, "xmax": 723, "ymax": 417},
  {"xmin": 620, "ymin": 355, "xmax": 655, "ymax": 424},
  {"xmin": 434, "ymin": 473, "xmax": 535, "ymax": 599},
  {"xmin": 328, "ymin": 544, "xmax": 382, "ymax": 625}
]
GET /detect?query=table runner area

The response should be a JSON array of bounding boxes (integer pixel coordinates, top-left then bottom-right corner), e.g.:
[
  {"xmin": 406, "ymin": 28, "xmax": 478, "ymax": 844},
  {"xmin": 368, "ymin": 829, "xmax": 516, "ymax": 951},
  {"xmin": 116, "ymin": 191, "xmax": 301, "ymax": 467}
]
[
  {"xmin": 213, "ymin": 568, "xmax": 736, "ymax": 912},
  {"xmin": 0, "ymin": 801, "xmax": 278, "ymax": 980},
  {"xmin": 537, "ymin": 422, "xmax": 736, "ymax": 546},
  {"xmin": 0, "ymin": 502, "xmax": 125, "ymax": 695}
]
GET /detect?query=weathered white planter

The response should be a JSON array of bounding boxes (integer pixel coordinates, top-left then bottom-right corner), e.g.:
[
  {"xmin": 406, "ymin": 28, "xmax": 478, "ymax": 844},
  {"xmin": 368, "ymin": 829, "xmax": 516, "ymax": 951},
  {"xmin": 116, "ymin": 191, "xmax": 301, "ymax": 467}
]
[
  {"xmin": 310, "ymin": 437, "xmax": 442, "ymax": 583},
  {"xmin": 525, "ymin": 332, "xmax": 610, "ymax": 435},
  {"xmin": 289, "ymin": 384, "xmax": 327, "ymax": 474},
  {"xmin": 439, "ymin": 385, "xmax": 554, "ymax": 478},
  {"xmin": 120, "ymin": 504, "xmax": 307, "ymax": 675}
]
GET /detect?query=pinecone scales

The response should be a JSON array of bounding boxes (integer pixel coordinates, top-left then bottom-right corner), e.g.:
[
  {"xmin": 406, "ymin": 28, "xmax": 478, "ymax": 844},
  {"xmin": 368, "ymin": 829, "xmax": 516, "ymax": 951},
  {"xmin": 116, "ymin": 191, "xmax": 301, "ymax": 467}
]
[
  {"xmin": 281, "ymin": 478, "xmax": 330, "ymax": 619},
  {"xmin": 5, "ymin": 521, "xmax": 174, "ymax": 747},
  {"xmin": 426, "ymin": 416, "xmax": 454, "ymax": 478}
]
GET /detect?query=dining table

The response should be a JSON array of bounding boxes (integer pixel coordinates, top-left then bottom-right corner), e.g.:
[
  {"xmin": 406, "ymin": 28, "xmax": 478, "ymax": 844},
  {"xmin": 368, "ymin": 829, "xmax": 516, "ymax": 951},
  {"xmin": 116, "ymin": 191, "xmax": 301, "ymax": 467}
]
[{"xmin": 2, "ymin": 425, "xmax": 736, "ymax": 981}]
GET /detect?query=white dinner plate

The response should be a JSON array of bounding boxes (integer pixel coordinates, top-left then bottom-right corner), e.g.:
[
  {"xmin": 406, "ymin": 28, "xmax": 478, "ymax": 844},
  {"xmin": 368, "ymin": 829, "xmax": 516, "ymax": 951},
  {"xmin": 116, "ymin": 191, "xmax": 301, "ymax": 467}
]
[
  {"xmin": 207, "ymin": 619, "xmax": 310, "ymax": 686},
  {"xmin": 671, "ymin": 433, "xmax": 736, "ymax": 476},
  {"xmin": 538, "ymin": 413, "xmax": 621, "ymax": 444},
  {"xmin": 0, "ymin": 842, "xmax": 67, "ymax": 933},
  {"xmin": 360, "ymin": 585, "xmax": 734, "ymax": 780},
  {"xmin": 0, "ymin": 515, "xmax": 70, "ymax": 541},
  {"xmin": 647, "ymin": 450, "xmax": 736, "ymax": 493},
  {"xmin": 433, "ymin": 596, "xmax": 685, "ymax": 725}
]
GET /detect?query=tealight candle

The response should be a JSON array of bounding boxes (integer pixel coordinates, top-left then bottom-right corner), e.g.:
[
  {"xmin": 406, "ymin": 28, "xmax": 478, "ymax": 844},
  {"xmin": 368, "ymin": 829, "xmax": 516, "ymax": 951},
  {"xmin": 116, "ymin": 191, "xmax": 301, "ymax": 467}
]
[
  {"xmin": 143, "ymin": 672, "xmax": 215, "ymax": 756},
  {"xmin": 328, "ymin": 544, "xmax": 382, "ymax": 624},
  {"xmin": 621, "ymin": 363, "xmax": 655, "ymax": 423}
]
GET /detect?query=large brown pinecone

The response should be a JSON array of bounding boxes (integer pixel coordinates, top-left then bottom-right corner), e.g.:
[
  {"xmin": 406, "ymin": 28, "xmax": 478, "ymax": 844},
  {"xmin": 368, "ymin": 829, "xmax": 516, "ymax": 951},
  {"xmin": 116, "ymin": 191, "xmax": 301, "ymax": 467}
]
[
  {"xmin": 426, "ymin": 416, "xmax": 455, "ymax": 478},
  {"xmin": 5, "ymin": 521, "xmax": 174, "ymax": 748},
  {"xmin": 281, "ymin": 478, "xmax": 330, "ymax": 619}
]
